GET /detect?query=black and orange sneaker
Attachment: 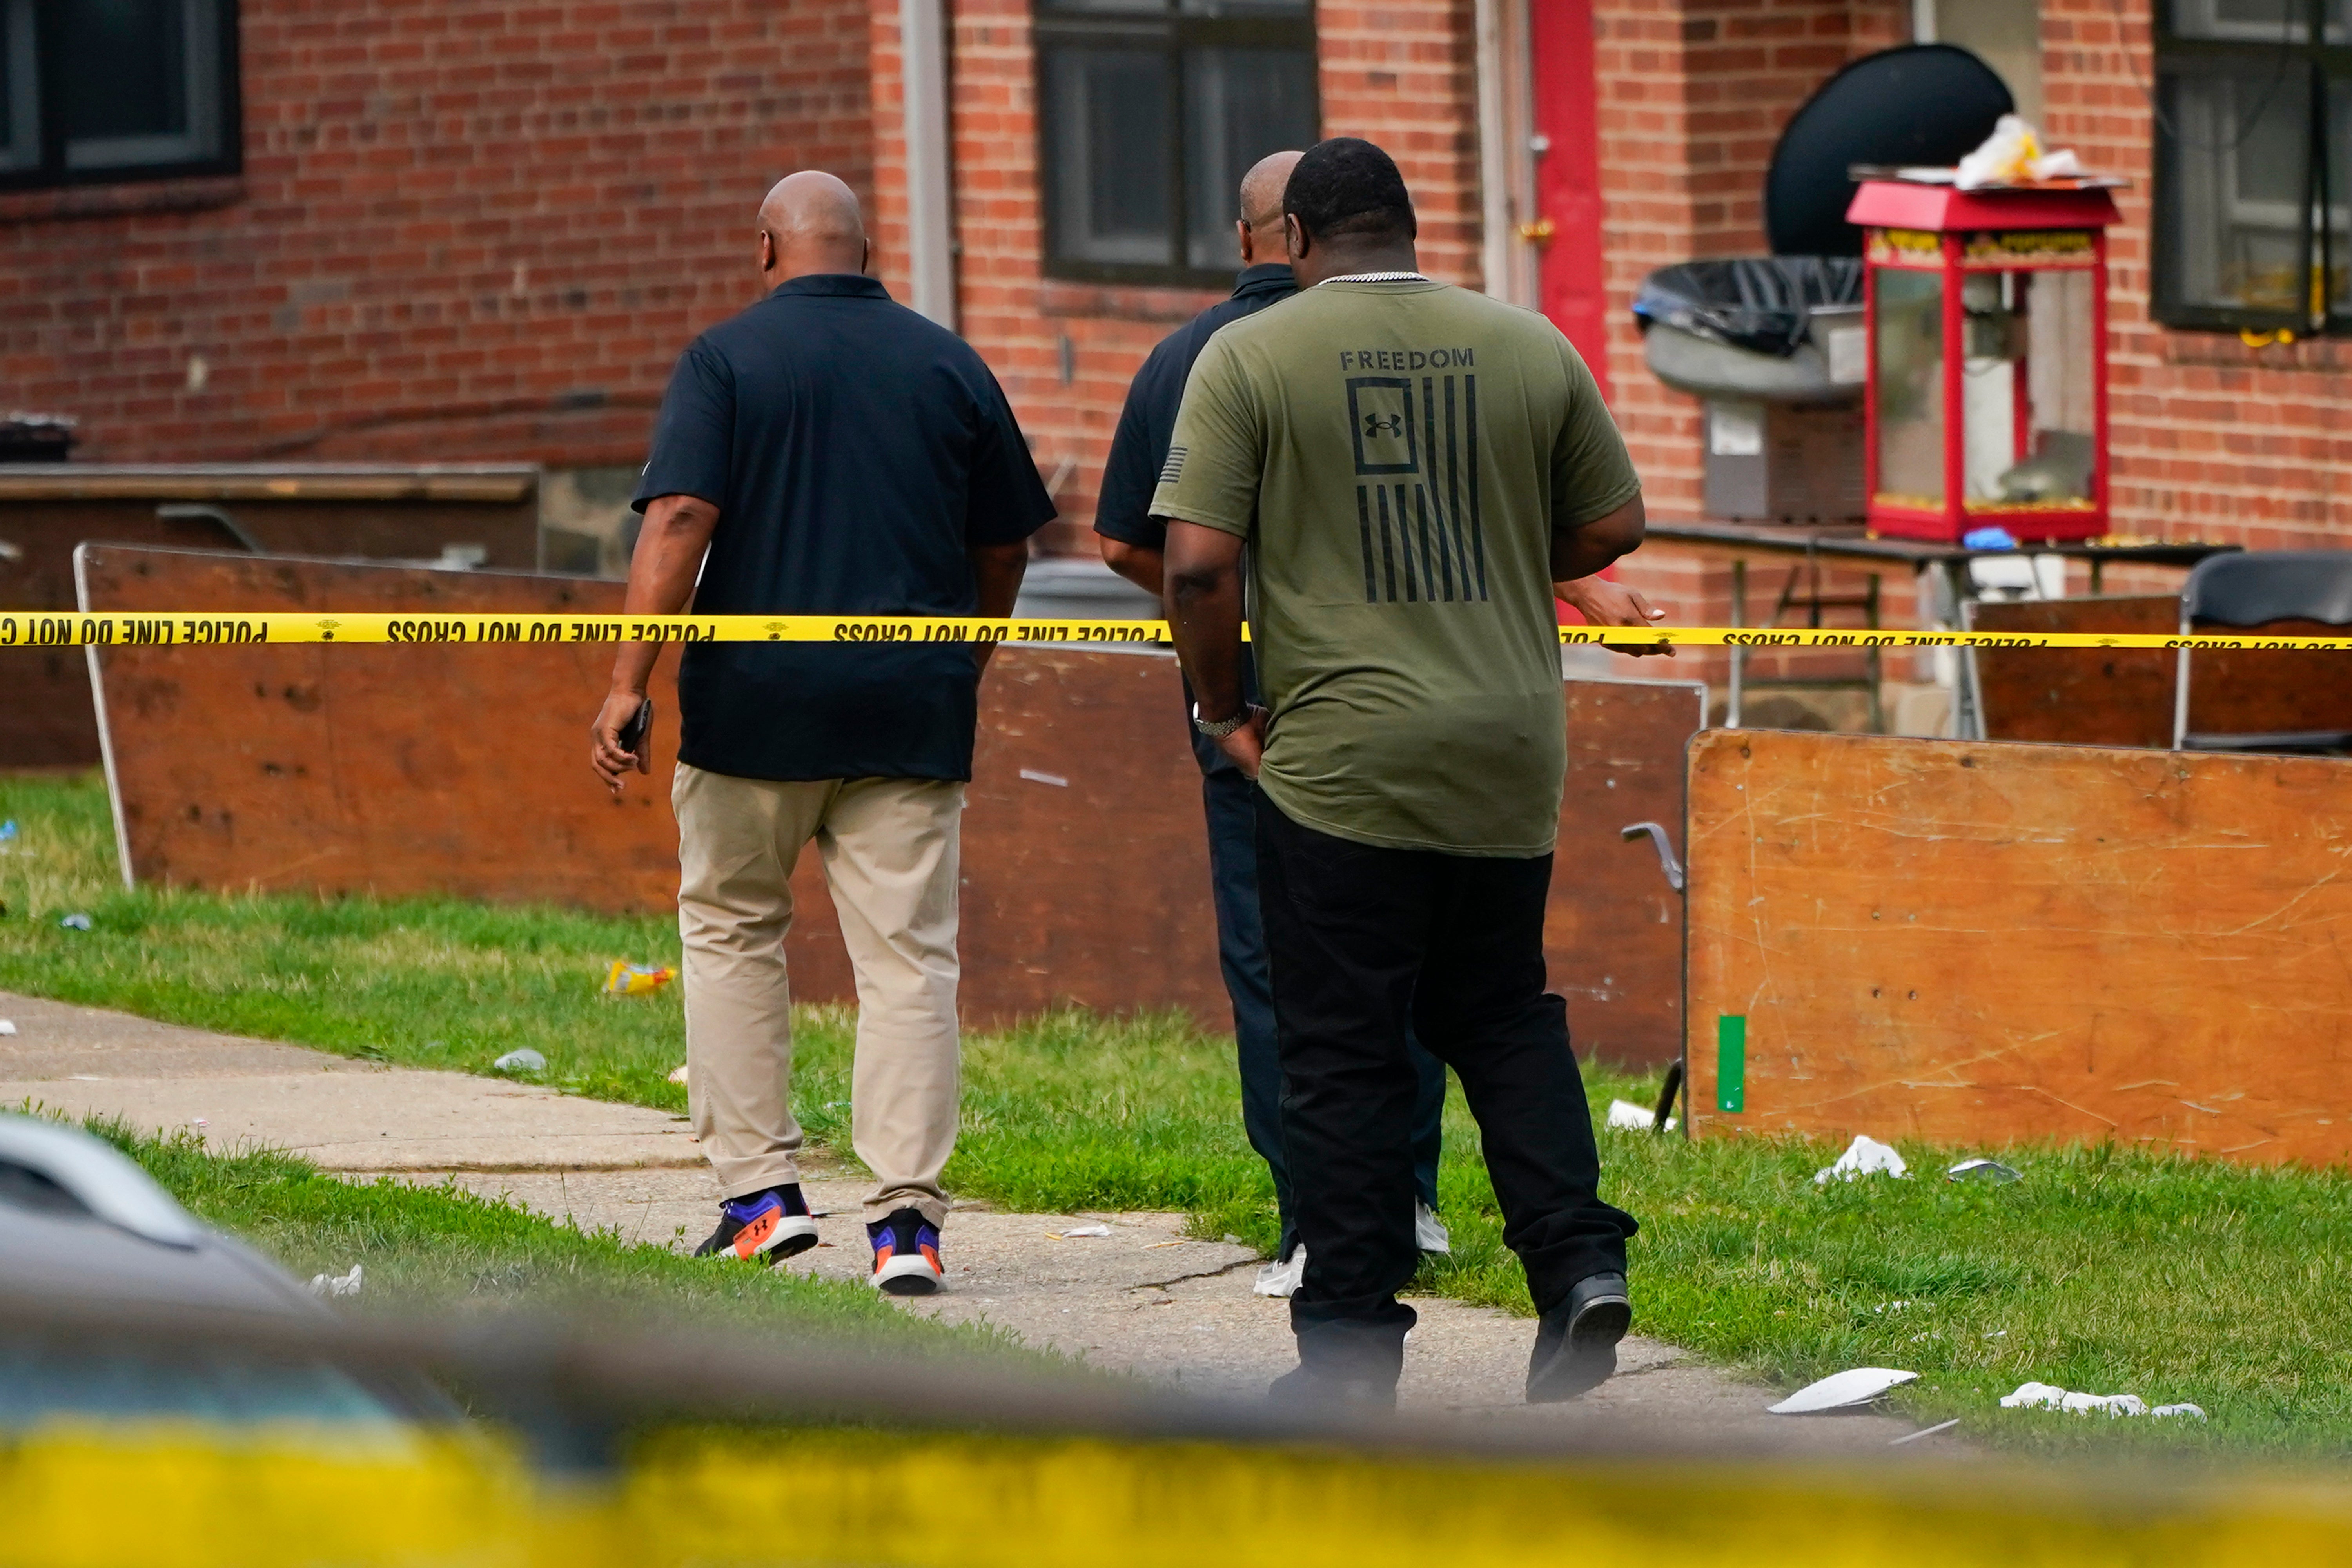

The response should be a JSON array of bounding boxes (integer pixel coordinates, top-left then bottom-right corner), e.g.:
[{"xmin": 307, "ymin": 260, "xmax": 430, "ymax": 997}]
[
  {"xmin": 867, "ymin": 1207, "xmax": 943, "ymax": 1295},
  {"xmin": 693, "ymin": 1185, "xmax": 819, "ymax": 1265}
]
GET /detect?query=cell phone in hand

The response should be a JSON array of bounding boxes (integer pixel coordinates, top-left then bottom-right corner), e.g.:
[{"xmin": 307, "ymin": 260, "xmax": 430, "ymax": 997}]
[{"xmin": 617, "ymin": 698, "xmax": 653, "ymax": 756}]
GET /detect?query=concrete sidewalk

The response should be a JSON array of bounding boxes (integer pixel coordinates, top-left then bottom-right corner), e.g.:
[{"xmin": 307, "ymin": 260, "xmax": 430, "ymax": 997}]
[
  {"xmin": 0, "ymin": 990, "xmax": 696, "ymax": 1171},
  {"xmin": 1, "ymin": 990, "xmax": 1937, "ymax": 1449}
]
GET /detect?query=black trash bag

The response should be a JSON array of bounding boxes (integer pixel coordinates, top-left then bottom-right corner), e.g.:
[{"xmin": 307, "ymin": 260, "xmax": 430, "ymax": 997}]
[{"xmin": 1631, "ymin": 257, "xmax": 1864, "ymax": 358}]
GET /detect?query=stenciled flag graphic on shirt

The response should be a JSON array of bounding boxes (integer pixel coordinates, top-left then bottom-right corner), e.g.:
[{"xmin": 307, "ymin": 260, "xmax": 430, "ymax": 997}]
[{"xmin": 1346, "ymin": 374, "xmax": 1485, "ymax": 605}]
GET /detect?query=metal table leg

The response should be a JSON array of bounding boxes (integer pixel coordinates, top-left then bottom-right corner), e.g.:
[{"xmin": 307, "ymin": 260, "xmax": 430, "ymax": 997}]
[{"xmin": 1727, "ymin": 558, "xmax": 1746, "ymax": 728}]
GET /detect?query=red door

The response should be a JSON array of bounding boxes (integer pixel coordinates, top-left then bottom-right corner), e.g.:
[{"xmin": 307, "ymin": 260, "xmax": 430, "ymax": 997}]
[{"xmin": 1527, "ymin": 0, "xmax": 1612, "ymax": 403}]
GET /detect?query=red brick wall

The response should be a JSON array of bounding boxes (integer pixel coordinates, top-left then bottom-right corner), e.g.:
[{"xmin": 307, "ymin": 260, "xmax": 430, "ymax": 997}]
[
  {"xmin": 0, "ymin": 0, "xmax": 874, "ymax": 466},
  {"xmin": 2044, "ymin": 0, "xmax": 2352, "ymax": 560},
  {"xmin": 1588, "ymin": 0, "xmax": 1909, "ymax": 686}
]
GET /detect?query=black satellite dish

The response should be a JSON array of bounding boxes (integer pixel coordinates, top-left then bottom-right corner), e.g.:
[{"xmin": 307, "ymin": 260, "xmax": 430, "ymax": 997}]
[{"xmin": 1764, "ymin": 44, "xmax": 2014, "ymax": 258}]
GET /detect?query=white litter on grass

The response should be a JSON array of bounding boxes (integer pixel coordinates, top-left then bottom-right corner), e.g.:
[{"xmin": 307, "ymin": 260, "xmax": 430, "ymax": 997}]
[
  {"xmin": 1769, "ymin": 1367, "xmax": 1918, "ymax": 1414},
  {"xmin": 1946, "ymin": 1157, "xmax": 2024, "ymax": 1184},
  {"xmin": 1607, "ymin": 1098, "xmax": 1674, "ymax": 1131},
  {"xmin": 1049, "ymin": 1224, "xmax": 1111, "ymax": 1239},
  {"xmin": 492, "ymin": 1048, "xmax": 546, "ymax": 1074},
  {"xmin": 1815, "ymin": 1135, "xmax": 1908, "ymax": 1184},
  {"xmin": 0, "ymin": 1019, "xmax": 15, "ymax": 1037},
  {"xmin": 1254, "ymin": 1247, "xmax": 1306, "ymax": 1298},
  {"xmin": 2002, "ymin": 1382, "xmax": 2196, "ymax": 1418},
  {"xmin": 309, "ymin": 1264, "xmax": 363, "ymax": 1299},
  {"xmin": 59, "ymin": 913, "xmax": 92, "ymax": 931},
  {"xmin": 1415, "ymin": 1201, "xmax": 1452, "ymax": 1254},
  {"xmin": 667, "ymin": 1064, "xmax": 688, "ymax": 1085}
]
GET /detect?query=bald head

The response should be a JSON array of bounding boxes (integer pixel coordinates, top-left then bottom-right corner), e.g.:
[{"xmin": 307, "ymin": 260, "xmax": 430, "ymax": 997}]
[
  {"xmin": 757, "ymin": 170, "xmax": 868, "ymax": 285},
  {"xmin": 1235, "ymin": 150, "xmax": 1302, "ymax": 266}
]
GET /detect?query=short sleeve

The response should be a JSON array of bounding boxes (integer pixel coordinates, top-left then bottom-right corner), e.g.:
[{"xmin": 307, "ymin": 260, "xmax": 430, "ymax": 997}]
[
  {"xmin": 962, "ymin": 364, "xmax": 1058, "ymax": 546},
  {"xmin": 1151, "ymin": 336, "xmax": 1263, "ymax": 539},
  {"xmin": 1093, "ymin": 346, "xmax": 1177, "ymax": 549},
  {"xmin": 633, "ymin": 341, "xmax": 736, "ymax": 513},
  {"xmin": 1549, "ymin": 334, "xmax": 1642, "ymax": 529}
]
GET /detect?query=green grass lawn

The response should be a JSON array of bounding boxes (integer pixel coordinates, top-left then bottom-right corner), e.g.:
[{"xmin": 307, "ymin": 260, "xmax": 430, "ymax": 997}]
[{"xmin": 7, "ymin": 772, "xmax": 2352, "ymax": 1455}]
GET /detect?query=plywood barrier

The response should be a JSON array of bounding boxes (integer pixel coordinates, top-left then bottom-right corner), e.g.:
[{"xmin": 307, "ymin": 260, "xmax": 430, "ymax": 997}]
[
  {"xmin": 1971, "ymin": 595, "xmax": 2352, "ymax": 747},
  {"xmin": 2, "ymin": 465, "xmax": 538, "ymax": 767},
  {"xmin": 82, "ymin": 545, "xmax": 1695, "ymax": 1055},
  {"xmin": 1683, "ymin": 729, "xmax": 2352, "ymax": 1164}
]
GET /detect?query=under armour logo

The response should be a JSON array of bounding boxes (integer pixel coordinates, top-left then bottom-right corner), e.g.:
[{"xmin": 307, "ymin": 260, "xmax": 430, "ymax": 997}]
[{"xmin": 1363, "ymin": 413, "xmax": 1404, "ymax": 438}]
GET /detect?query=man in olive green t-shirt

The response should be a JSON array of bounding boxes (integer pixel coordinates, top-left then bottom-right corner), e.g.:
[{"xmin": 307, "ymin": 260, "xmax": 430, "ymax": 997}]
[{"xmin": 1154, "ymin": 136, "xmax": 1643, "ymax": 1407}]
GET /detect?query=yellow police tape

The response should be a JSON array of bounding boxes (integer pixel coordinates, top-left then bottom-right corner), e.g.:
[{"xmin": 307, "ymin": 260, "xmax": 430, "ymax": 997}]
[
  {"xmin": 9, "ymin": 1425, "xmax": 2352, "ymax": 1568},
  {"xmin": 5, "ymin": 611, "xmax": 2352, "ymax": 652}
]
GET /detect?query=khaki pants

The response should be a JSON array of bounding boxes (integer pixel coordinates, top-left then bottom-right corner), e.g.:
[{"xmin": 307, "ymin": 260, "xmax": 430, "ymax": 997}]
[{"xmin": 673, "ymin": 763, "xmax": 963, "ymax": 1226}]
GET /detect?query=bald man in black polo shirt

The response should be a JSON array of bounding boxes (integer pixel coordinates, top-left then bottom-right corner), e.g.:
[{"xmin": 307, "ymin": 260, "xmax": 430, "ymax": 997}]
[{"xmin": 592, "ymin": 172, "xmax": 1053, "ymax": 1295}]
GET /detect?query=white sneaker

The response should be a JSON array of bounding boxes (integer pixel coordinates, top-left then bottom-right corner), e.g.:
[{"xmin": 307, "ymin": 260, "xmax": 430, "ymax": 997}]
[
  {"xmin": 1416, "ymin": 1201, "xmax": 1452, "ymax": 1254},
  {"xmin": 1253, "ymin": 1246, "xmax": 1306, "ymax": 1298}
]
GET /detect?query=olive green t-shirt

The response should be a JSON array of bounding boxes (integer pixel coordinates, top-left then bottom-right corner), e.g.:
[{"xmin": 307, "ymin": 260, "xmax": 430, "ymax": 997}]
[{"xmin": 1151, "ymin": 279, "xmax": 1639, "ymax": 856}]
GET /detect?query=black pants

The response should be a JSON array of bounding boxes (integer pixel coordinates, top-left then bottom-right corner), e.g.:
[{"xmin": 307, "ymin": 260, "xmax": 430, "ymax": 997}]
[
  {"xmin": 1203, "ymin": 769, "xmax": 1444, "ymax": 1260},
  {"xmin": 1255, "ymin": 792, "xmax": 1637, "ymax": 1377}
]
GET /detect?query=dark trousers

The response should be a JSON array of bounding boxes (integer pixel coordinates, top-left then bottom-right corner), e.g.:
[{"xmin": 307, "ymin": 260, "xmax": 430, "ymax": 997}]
[
  {"xmin": 1254, "ymin": 792, "xmax": 1637, "ymax": 1377},
  {"xmin": 1202, "ymin": 768, "xmax": 1443, "ymax": 1261}
]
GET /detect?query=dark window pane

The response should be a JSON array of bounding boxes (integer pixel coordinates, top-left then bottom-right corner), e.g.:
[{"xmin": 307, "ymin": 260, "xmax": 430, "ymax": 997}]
[
  {"xmin": 2332, "ymin": 75, "xmax": 2350, "ymax": 314},
  {"xmin": 1044, "ymin": 48, "xmax": 1172, "ymax": 266},
  {"xmin": 2157, "ymin": 59, "xmax": 2312, "ymax": 314},
  {"xmin": 1037, "ymin": 0, "xmax": 1169, "ymax": 11},
  {"xmin": 2165, "ymin": 0, "xmax": 2308, "ymax": 41},
  {"xmin": 62, "ymin": 0, "xmax": 189, "ymax": 140},
  {"xmin": 0, "ymin": 0, "xmax": 37, "ymax": 171},
  {"xmin": 1182, "ymin": 47, "xmax": 1317, "ymax": 270},
  {"xmin": 61, "ymin": 0, "xmax": 222, "ymax": 170}
]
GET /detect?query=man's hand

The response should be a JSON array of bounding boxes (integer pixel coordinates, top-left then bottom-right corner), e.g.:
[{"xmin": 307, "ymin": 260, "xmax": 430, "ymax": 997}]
[
  {"xmin": 1212, "ymin": 705, "xmax": 1270, "ymax": 778},
  {"xmin": 1557, "ymin": 575, "xmax": 1675, "ymax": 658},
  {"xmin": 590, "ymin": 492, "xmax": 719, "ymax": 796},
  {"xmin": 590, "ymin": 690, "xmax": 653, "ymax": 794}
]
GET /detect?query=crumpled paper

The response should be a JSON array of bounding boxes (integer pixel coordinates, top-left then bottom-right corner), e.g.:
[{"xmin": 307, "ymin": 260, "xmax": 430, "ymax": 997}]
[
  {"xmin": 1815, "ymin": 1134, "xmax": 1909, "ymax": 1184},
  {"xmin": 2001, "ymin": 1382, "xmax": 2205, "ymax": 1419},
  {"xmin": 1606, "ymin": 1098, "xmax": 1675, "ymax": 1131}
]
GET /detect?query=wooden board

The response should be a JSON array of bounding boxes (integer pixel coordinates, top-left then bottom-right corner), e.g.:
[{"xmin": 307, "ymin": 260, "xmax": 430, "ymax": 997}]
[
  {"xmin": 1971, "ymin": 595, "xmax": 2352, "ymax": 748},
  {"xmin": 1551, "ymin": 677, "xmax": 1703, "ymax": 1069},
  {"xmin": 1684, "ymin": 729, "xmax": 2352, "ymax": 1166},
  {"xmin": 3, "ymin": 479, "xmax": 537, "ymax": 767},
  {"xmin": 82, "ymin": 546, "xmax": 1700, "ymax": 1053}
]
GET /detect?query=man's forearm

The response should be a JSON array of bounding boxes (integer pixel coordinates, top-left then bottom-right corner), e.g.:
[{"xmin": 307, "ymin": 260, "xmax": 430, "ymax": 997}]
[
  {"xmin": 610, "ymin": 495, "xmax": 719, "ymax": 695},
  {"xmin": 1161, "ymin": 522, "xmax": 1249, "ymax": 718},
  {"xmin": 1551, "ymin": 494, "xmax": 1646, "ymax": 584},
  {"xmin": 1097, "ymin": 537, "xmax": 1166, "ymax": 596},
  {"xmin": 968, "ymin": 541, "xmax": 1030, "ymax": 674}
]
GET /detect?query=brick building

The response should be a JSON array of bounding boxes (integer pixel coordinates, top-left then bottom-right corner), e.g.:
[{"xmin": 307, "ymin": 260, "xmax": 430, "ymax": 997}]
[{"xmin": 6, "ymin": 0, "xmax": 2348, "ymax": 671}]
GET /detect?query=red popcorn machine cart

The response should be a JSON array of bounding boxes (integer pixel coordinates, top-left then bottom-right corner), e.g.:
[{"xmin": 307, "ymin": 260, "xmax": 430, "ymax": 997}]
[{"xmin": 1847, "ymin": 178, "xmax": 2120, "ymax": 544}]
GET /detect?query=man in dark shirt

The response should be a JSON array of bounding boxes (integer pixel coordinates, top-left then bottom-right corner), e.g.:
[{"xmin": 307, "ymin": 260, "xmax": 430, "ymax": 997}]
[{"xmin": 591, "ymin": 170, "xmax": 1053, "ymax": 1296}]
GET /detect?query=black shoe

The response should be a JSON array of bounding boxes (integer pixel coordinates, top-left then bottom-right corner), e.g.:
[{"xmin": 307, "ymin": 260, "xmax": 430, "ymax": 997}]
[
  {"xmin": 692, "ymin": 1184, "xmax": 820, "ymax": 1264},
  {"xmin": 1267, "ymin": 1362, "xmax": 1398, "ymax": 1411},
  {"xmin": 1525, "ymin": 1271, "xmax": 1632, "ymax": 1403}
]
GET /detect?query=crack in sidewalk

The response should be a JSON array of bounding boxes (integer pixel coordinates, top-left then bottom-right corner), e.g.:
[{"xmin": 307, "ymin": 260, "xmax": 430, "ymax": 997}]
[{"xmin": 1127, "ymin": 1255, "xmax": 1262, "ymax": 1293}]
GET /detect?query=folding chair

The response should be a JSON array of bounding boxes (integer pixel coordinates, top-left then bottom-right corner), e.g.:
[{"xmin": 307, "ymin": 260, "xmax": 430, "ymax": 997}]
[{"xmin": 2172, "ymin": 551, "xmax": 2352, "ymax": 752}]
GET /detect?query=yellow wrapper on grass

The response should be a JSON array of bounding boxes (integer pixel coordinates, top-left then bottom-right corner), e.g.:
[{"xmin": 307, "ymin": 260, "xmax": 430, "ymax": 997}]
[{"xmin": 603, "ymin": 960, "xmax": 676, "ymax": 997}]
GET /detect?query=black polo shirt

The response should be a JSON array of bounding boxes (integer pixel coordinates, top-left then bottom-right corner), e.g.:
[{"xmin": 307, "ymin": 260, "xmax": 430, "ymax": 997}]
[
  {"xmin": 634, "ymin": 274, "xmax": 1054, "ymax": 783},
  {"xmin": 1094, "ymin": 261, "xmax": 1295, "ymax": 775}
]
